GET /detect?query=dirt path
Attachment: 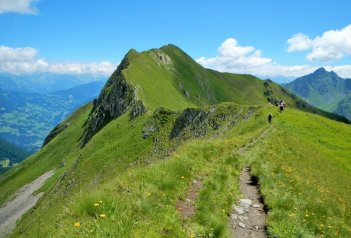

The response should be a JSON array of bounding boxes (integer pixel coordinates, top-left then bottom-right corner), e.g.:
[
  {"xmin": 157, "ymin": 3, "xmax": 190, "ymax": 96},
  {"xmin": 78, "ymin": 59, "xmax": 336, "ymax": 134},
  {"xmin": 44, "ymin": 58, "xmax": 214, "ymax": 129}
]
[
  {"xmin": 176, "ymin": 180, "xmax": 203, "ymax": 219},
  {"xmin": 231, "ymin": 167, "xmax": 267, "ymax": 237},
  {"xmin": 0, "ymin": 170, "xmax": 54, "ymax": 238},
  {"xmin": 231, "ymin": 127, "xmax": 272, "ymax": 238}
]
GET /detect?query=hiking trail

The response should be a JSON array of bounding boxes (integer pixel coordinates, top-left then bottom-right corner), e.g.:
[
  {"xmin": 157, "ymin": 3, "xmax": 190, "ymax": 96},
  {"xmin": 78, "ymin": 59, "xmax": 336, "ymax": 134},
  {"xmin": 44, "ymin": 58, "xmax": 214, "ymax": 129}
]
[
  {"xmin": 0, "ymin": 170, "xmax": 54, "ymax": 238},
  {"xmin": 231, "ymin": 126, "xmax": 272, "ymax": 238}
]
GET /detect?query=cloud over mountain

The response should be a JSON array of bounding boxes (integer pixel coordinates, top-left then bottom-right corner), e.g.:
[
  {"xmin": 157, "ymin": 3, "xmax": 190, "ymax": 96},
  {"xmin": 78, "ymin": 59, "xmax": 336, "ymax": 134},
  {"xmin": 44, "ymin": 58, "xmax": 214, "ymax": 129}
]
[
  {"xmin": 197, "ymin": 38, "xmax": 351, "ymax": 79},
  {"xmin": 0, "ymin": 45, "xmax": 116, "ymax": 76},
  {"xmin": 287, "ymin": 24, "xmax": 351, "ymax": 62}
]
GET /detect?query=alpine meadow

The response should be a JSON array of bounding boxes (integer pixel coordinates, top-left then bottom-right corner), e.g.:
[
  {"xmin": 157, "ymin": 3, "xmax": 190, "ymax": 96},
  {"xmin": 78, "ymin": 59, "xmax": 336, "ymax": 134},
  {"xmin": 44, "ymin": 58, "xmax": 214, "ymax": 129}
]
[
  {"xmin": 1, "ymin": 1, "xmax": 351, "ymax": 237},
  {"xmin": 0, "ymin": 45, "xmax": 350, "ymax": 238}
]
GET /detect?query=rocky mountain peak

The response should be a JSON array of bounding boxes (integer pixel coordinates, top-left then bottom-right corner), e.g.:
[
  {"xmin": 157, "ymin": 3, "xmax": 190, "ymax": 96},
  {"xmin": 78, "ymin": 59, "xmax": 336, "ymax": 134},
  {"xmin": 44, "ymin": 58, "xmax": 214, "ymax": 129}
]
[{"xmin": 80, "ymin": 53, "xmax": 147, "ymax": 147}]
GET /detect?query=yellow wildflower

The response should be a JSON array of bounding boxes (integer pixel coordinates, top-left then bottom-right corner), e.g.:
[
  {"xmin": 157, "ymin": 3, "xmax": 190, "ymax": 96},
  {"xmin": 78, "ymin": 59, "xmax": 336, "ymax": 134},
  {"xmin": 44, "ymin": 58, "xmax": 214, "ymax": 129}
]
[
  {"xmin": 99, "ymin": 200, "xmax": 103, "ymax": 204},
  {"xmin": 94, "ymin": 203, "xmax": 99, "ymax": 207},
  {"xmin": 99, "ymin": 214, "xmax": 106, "ymax": 218},
  {"xmin": 74, "ymin": 222, "xmax": 81, "ymax": 228},
  {"xmin": 181, "ymin": 176, "xmax": 185, "ymax": 179}
]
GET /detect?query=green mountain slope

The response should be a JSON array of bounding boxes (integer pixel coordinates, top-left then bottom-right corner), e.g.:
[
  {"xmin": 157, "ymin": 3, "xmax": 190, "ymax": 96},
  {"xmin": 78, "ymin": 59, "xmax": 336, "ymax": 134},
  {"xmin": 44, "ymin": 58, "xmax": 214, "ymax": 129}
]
[
  {"xmin": 0, "ymin": 138, "xmax": 29, "ymax": 174},
  {"xmin": 1, "ymin": 45, "xmax": 350, "ymax": 238},
  {"xmin": 81, "ymin": 45, "xmax": 348, "ymax": 145},
  {"xmin": 285, "ymin": 67, "xmax": 351, "ymax": 120}
]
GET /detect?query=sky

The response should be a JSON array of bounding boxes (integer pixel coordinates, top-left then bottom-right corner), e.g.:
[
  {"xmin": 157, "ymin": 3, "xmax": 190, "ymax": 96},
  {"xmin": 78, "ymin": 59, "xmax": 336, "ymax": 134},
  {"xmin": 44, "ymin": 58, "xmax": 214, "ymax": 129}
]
[{"xmin": 1, "ymin": 0, "xmax": 351, "ymax": 81}]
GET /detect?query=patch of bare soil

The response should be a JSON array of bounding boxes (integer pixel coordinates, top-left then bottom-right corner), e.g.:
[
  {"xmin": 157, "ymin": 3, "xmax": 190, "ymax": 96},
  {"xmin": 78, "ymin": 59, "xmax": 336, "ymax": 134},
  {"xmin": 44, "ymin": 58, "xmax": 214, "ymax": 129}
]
[
  {"xmin": 0, "ymin": 170, "xmax": 54, "ymax": 238},
  {"xmin": 176, "ymin": 180, "xmax": 203, "ymax": 220}
]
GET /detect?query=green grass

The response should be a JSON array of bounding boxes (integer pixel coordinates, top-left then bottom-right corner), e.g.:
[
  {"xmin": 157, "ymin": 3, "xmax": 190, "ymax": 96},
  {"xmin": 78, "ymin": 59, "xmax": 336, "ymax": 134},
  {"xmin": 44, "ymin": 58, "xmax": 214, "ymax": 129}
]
[
  {"xmin": 5, "ymin": 103, "xmax": 258, "ymax": 238},
  {"xmin": 3, "ymin": 103, "xmax": 351, "ymax": 238},
  {"xmin": 2, "ymin": 44, "xmax": 351, "ymax": 238},
  {"xmin": 243, "ymin": 107, "xmax": 351, "ymax": 237}
]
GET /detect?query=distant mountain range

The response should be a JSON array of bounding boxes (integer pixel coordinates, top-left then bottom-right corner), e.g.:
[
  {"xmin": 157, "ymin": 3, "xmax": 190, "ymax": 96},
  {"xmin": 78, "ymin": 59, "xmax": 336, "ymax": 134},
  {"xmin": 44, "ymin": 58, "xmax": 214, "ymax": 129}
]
[
  {"xmin": 1, "ymin": 45, "xmax": 350, "ymax": 238},
  {"xmin": 285, "ymin": 68, "xmax": 351, "ymax": 120},
  {"xmin": 0, "ymin": 138, "xmax": 30, "ymax": 174},
  {"xmin": 0, "ymin": 72, "xmax": 106, "ymax": 94},
  {"xmin": 0, "ymin": 81, "xmax": 105, "ymax": 152}
]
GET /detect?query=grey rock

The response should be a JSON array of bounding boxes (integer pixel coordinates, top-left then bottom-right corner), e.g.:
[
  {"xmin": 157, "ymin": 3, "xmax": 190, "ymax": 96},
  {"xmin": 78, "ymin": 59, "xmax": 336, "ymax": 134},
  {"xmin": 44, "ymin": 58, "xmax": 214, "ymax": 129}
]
[
  {"xmin": 42, "ymin": 122, "xmax": 70, "ymax": 146},
  {"xmin": 233, "ymin": 205, "xmax": 245, "ymax": 215},
  {"xmin": 253, "ymin": 204, "xmax": 260, "ymax": 208},
  {"xmin": 130, "ymin": 100, "xmax": 147, "ymax": 119},
  {"xmin": 80, "ymin": 56, "xmax": 147, "ymax": 147},
  {"xmin": 239, "ymin": 222, "xmax": 246, "ymax": 228}
]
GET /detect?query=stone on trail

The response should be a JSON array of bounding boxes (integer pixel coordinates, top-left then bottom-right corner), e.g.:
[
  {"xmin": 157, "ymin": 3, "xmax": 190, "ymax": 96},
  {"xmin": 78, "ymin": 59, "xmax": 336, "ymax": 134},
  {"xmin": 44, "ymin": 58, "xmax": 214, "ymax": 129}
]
[
  {"xmin": 253, "ymin": 204, "xmax": 260, "ymax": 208},
  {"xmin": 239, "ymin": 222, "xmax": 246, "ymax": 228},
  {"xmin": 233, "ymin": 205, "xmax": 245, "ymax": 215},
  {"xmin": 240, "ymin": 198, "xmax": 252, "ymax": 210}
]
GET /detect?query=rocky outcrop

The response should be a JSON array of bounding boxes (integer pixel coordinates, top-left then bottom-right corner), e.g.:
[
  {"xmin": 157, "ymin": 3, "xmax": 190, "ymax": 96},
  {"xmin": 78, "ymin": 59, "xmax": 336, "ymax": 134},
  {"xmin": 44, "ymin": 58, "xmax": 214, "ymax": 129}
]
[
  {"xmin": 142, "ymin": 104, "xmax": 257, "ymax": 142},
  {"xmin": 80, "ymin": 55, "xmax": 147, "ymax": 147},
  {"xmin": 170, "ymin": 105, "xmax": 257, "ymax": 140},
  {"xmin": 42, "ymin": 122, "xmax": 70, "ymax": 146}
]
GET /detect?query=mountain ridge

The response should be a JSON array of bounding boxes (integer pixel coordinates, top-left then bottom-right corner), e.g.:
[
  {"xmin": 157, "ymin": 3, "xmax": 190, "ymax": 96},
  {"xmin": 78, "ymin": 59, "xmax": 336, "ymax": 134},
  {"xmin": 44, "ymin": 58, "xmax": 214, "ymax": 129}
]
[
  {"xmin": 286, "ymin": 67, "xmax": 351, "ymax": 120},
  {"xmin": 78, "ymin": 45, "xmax": 348, "ymax": 145},
  {"xmin": 1, "ymin": 44, "xmax": 351, "ymax": 238}
]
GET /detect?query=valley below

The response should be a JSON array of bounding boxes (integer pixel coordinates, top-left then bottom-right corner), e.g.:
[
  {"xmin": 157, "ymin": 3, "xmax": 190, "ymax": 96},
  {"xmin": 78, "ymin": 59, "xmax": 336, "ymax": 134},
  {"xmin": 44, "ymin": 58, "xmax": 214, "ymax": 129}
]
[{"xmin": 0, "ymin": 45, "xmax": 350, "ymax": 238}]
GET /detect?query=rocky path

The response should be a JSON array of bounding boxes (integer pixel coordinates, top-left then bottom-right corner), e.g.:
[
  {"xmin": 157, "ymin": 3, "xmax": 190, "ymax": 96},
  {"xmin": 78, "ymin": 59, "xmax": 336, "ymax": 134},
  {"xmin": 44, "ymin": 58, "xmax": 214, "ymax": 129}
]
[
  {"xmin": 231, "ymin": 167, "xmax": 267, "ymax": 237},
  {"xmin": 231, "ymin": 127, "xmax": 272, "ymax": 237},
  {"xmin": 0, "ymin": 170, "xmax": 54, "ymax": 238}
]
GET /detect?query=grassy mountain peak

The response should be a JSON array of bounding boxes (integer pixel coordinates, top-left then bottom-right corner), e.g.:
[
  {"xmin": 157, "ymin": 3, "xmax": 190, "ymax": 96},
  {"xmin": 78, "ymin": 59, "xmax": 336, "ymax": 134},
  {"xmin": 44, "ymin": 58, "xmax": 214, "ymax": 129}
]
[
  {"xmin": 286, "ymin": 67, "xmax": 351, "ymax": 120},
  {"xmin": 80, "ymin": 45, "xmax": 348, "ymax": 145},
  {"xmin": 1, "ymin": 44, "xmax": 351, "ymax": 238}
]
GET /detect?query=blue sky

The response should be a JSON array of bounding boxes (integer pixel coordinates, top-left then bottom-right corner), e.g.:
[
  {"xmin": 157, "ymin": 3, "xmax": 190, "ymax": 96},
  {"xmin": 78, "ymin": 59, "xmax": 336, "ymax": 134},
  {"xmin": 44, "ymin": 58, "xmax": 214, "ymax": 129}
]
[{"xmin": 1, "ymin": 0, "xmax": 351, "ymax": 79}]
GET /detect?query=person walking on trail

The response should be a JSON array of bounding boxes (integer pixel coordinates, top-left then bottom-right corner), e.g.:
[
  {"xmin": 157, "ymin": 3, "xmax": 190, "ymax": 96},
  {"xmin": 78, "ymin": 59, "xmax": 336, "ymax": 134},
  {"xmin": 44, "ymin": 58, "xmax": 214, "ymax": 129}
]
[
  {"xmin": 279, "ymin": 101, "xmax": 285, "ymax": 112},
  {"xmin": 268, "ymin": 112, "xmax": 273, "ymax": 123}
]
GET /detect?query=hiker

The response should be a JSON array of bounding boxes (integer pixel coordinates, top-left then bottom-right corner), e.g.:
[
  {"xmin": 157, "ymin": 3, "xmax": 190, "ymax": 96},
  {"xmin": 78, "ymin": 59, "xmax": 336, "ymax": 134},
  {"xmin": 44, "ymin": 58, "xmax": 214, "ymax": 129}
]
[
  {"xmin": 268, "ymin": 113, "xmax": 273, "ymax": 123},
  {"xmin": 279, "ymin": 101, "xmax": 284, "ymax": 112}
]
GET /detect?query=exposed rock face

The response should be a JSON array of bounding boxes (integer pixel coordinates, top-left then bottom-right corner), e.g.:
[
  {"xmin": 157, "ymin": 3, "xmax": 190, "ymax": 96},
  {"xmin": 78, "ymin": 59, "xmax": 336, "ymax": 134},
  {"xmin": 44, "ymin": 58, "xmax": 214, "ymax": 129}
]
[
  {"xmin": 80, "ymin": 56, "xmax": 147, "ymax": 147},
  {"xmin": 42, "ymin": 122, "xmax": 70, "ymax": 146},
  {"xmin": 130, "ymin": 100, "xmax": 147, "ymax": 120},
  {"xmin": 170, "ymin": 105, "xmax": 257, "ymax": 140},
  {"xmin": 151, "ymin": 50, "xmax": 172, "ymax": 66},
  {"xmin": 142, "ymin": 104, "xmax": 257, "ymax": 142}
]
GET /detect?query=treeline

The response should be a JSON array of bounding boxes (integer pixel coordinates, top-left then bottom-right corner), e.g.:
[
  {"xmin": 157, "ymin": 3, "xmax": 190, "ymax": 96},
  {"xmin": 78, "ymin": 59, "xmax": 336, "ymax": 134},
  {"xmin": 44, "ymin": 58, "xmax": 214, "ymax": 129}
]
[{"xmin": 0, "ymin": 138, "xmax": 30, "ymax": 174}]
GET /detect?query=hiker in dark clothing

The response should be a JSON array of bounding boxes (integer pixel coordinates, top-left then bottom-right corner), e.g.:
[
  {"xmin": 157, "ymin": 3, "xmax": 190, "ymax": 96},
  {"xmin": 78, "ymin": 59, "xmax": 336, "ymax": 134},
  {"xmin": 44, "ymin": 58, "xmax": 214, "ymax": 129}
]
[
  {"xmin": 279, "ymin": 101, "xmax": 285, "ymax": 112},
  {"xmin": 268, "ymin": 113, "xmax": 273, "ymax": 123}
]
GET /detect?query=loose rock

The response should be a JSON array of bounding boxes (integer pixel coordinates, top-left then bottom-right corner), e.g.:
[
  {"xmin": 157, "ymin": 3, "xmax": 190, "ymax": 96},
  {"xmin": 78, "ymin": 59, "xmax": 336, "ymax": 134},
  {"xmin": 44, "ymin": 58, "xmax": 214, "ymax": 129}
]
[{"xmin": 239, "ymin": 222, "xmax": 246, "ymax": 228}]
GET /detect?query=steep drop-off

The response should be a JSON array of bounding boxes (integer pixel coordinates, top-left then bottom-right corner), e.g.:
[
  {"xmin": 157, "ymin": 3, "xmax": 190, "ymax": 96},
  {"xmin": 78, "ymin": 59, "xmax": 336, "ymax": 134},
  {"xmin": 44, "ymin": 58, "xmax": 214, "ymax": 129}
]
[{"xmin": 1, "ymin": 45, "xmax": 351, "ymax": 238}]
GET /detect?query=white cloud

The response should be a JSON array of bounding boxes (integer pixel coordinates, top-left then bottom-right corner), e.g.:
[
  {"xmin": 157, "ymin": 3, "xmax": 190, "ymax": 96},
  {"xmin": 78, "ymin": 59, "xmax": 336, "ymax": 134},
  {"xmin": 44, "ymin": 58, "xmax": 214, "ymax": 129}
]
[
  {"xmin": 287, "ymin": 33, "xmax": 312, "ymax": 52},
  {"xmin": 0, "ymin": 45, "xmax": 116, "ymax": 76},
  {"xmin": 197, "ymin": 38, "xmax": 272, "ymax": 73},
  {"xmin": 196, "ymin": 38, "xmax": 351, "ymax": 79},
  {"xmin": 0, "ymin": 0, "xmax": 38, "ymax": 14},
  {"xmin": 287, "ymin": 25, "xmax": 351, "ymax": 62}
]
